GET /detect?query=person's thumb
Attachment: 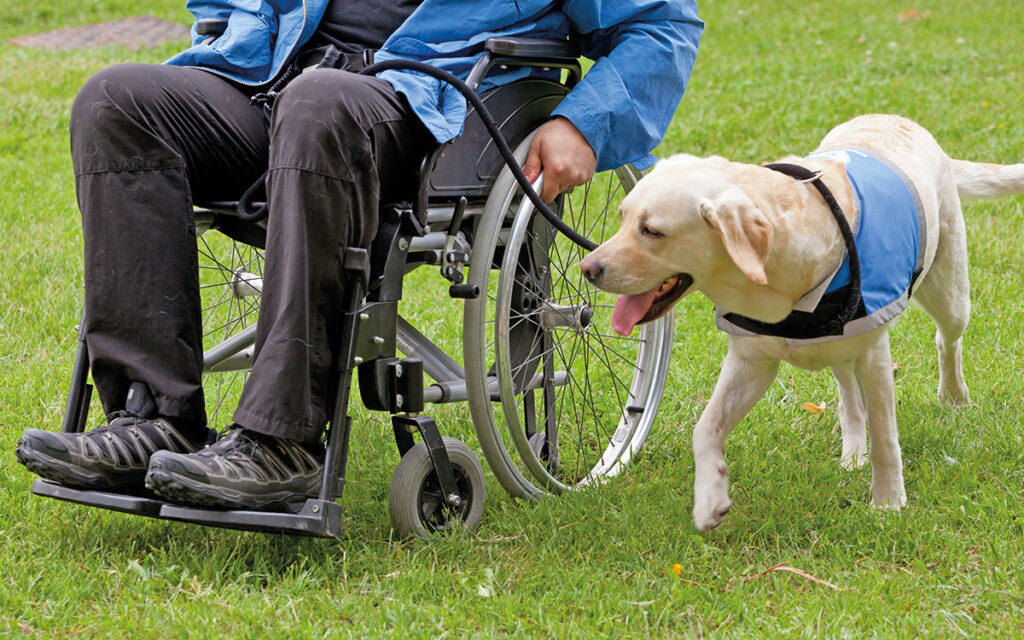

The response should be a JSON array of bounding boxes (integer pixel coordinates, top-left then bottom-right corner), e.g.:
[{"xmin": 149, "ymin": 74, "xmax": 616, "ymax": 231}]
[{"xmin": 522, "ymin": 138, "xmax": 542, "ymax": 184}]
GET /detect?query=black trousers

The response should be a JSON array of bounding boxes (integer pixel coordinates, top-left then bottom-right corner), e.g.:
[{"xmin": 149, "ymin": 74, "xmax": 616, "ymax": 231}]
[{"xmin": 70, "ymin": 62, "xmax": 433, "ymax": 443}]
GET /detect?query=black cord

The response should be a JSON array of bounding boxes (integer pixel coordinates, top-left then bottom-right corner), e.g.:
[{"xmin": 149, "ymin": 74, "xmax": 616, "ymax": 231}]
[
  {"xmin": 236, "ymin": 169, "xmax": 269, "ymax": 222},
  {"xmin": 359, "ymin": 59, "xmax": 597, "ymax": 251},
  {"xmin": 237, "ymin": 57, "xmax": 598, "ymax": 251}
]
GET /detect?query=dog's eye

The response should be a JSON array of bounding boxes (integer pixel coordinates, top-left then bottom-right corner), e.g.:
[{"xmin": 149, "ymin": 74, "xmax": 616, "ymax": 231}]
[{"xmin": 641, "ymin": 225, "xmax": 664, "ymax": 239}]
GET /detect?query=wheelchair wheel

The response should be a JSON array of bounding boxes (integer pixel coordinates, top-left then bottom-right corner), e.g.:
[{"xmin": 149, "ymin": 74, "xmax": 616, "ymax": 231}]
[
  {"xmin": 194, "ymin": 213, "xmax": 264, "ymax": 427},
  {"xmin": 464, "ymin": 134, "xmax": 674, "ymax": 499},
  {"xmin": 388, "ymin": 437, "xmax": 486, "ymax": 538}
]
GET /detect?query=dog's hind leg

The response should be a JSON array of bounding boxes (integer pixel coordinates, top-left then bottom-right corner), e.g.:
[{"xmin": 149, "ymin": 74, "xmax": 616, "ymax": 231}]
[
  {"xmin": 856, "ymin": 333, "xmax": 907, "ymax": 510},
  {"xmin": 692, "ymin": 345, "xmax": 779, "ymax": 532},
  {"xmin": 832, "ymin": 366, "xmax": 868, "ymax": 470},
  {"xmin": 911, "ymin": 197, "xmax": 971, "ymax": 405}
]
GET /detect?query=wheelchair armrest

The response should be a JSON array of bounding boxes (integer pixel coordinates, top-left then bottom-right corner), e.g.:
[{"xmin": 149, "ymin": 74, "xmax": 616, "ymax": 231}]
[
  {"xmin": 196, "ymin": 18, "xmax": 228, "ymax": 44},
  {"xmin": 484, "ymin": 37, "xmax": 580, "ymax": 61},
  {"xmin": 197, "ymin": 18, "xmax": 228, "ymax": 37},
  {"xmin": 466, "ymin": 37, "xmax": 582, "ymax": 92}
]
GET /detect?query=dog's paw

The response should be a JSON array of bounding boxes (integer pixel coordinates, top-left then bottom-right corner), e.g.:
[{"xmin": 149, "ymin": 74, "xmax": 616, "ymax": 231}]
[
  {"xmin": 693, "ymin": 458, "xmax": 732, "ymax": 532},
  {"xmin": 870, "ymin": 491, "xmax": 907, "ymax": 511},
  {"xmin": 693, "ymin": 499, "xmax": 732, "ymax": 532},
  {"xmin": 938, "ymin": 384, "xmax": 970, "ymax": 406},
  {"xmin": 839, "ymin": 450, "xmax": 868, "ymax": 471}
]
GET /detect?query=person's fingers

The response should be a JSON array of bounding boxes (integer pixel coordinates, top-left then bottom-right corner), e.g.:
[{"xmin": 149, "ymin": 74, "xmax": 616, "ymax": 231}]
[
  {"xmin": 540, "ymin": 172, "xmax": 562, "ymax": 202},
  {"xmin": 523, "ymin": 137, "xmax": 542, "ymax": 184},
  {"xmin": 525, "ymin": 117, "xmax": 597, "ymax": 201}
]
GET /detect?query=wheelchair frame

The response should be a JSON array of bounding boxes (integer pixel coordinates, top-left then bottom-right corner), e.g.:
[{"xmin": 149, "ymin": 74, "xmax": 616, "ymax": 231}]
[{"xmin": 31, "ymin": 37, "xmax": 674, "ymax": 538}]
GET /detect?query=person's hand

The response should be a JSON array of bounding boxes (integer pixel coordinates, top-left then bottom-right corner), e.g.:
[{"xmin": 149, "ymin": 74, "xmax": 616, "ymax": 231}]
[{"xmin": 522, "ymin": 116, "xmax": 597, "ymax": 202}]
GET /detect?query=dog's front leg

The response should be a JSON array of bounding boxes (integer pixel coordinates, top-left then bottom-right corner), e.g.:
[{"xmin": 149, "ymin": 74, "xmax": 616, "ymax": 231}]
[
  {"xmin": 832, "ymin": 366, "xmax": 868, "ymax": 470},
  {"xmin": 693, "ymin": 345, "xmax": 779, "ymax": 532},
  {"xmin": 856, "ymin": 333, "xmax": 907, "ymax": 510}
]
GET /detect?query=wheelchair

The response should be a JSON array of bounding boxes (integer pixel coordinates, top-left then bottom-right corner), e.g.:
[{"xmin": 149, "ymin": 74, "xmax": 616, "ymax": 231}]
[{"xmin": 31, "ymin": 36, "xmax": 675, "ymax": 538}]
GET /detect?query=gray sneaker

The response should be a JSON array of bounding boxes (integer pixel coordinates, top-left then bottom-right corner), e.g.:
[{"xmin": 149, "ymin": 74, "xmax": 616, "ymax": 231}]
[
  {"xmin": 16, "ymin": 414, "xmax": 209, "ymax": 492},
  {"xmin": 146, "ymin": 428, "xmax": 324, "ymax": 511}
]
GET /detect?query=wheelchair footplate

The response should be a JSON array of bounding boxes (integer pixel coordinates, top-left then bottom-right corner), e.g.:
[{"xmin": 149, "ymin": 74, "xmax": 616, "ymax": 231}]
[{"xmin": 31, "ymin": 479, "xmax": 344, "ymax": 538}]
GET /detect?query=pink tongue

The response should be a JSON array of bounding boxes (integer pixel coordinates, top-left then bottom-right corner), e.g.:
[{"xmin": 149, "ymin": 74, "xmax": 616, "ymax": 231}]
[{"xmin": 611, "ymin": 288, "xmax": 660, "ymax": 336}]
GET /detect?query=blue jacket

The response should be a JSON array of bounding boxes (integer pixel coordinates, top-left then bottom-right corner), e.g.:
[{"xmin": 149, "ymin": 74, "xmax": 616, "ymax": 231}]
[
  {"xmin": 165, "ymin": 0, "xmax": 703, "ymax": 172},
  {"xmin": 717, "ymin": 148, "xmax": 928, "ymax": 345}
]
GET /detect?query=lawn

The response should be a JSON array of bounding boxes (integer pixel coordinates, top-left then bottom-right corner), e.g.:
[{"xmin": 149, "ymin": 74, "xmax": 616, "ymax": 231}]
[{"xmin": 2, "ymin": 0, "xmax": 1023, "ymax": 637}]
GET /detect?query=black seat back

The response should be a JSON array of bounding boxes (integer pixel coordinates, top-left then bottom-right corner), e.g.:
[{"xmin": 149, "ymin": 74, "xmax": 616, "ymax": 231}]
[{"xmin": 424, "ymin": 78, "xmax": 569, "ymax": 201}]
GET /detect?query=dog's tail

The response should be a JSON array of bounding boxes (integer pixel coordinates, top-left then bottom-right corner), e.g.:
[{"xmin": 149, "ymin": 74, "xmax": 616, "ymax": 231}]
[{"xmin": 952, "ymin": 159, "xmax": 1024, "ymax": 199}]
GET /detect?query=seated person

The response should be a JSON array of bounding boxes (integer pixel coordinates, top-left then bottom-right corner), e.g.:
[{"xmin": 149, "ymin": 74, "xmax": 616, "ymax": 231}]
[{"xmin": 16, "ymin": 0, "xmax": 703, "ymax": 511}]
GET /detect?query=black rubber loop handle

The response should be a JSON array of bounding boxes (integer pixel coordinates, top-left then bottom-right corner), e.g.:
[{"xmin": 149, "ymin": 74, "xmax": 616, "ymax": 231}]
[{"xmin": 359, "ymin": 59, "xmax": 597, "ymax": 251}]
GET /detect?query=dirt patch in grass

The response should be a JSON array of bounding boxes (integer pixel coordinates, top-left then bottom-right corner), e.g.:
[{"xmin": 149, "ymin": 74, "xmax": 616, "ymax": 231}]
[{"xmin": 9, "ymin": 16, "xmax": 188, "ymax": 51}]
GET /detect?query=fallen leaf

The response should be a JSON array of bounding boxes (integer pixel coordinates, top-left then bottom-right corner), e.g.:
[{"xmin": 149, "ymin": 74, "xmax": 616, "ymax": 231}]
[
  {"xmin": 899, "ymin": 9, "xmax": 921, "ymax": 22},
  {"xmin": 802, "ymin": 401, "xmax": 826, "ymax": 414}
]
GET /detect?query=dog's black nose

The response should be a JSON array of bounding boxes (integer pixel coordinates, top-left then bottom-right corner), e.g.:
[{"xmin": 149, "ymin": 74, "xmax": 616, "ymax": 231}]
[{"xmin": 580, "ymin": 256, "xmax": 603, "ymax": 283}]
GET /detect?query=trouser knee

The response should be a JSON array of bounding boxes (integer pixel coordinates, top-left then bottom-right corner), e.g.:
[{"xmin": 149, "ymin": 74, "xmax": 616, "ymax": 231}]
[
  {"xmin": 269, "ymin": 70, "xmax": 378, "ymax": 173},
  {"xmin": 71, "ymin": 63, "xmax": 138, "ymax": 132},
  {"xmin": 70, "ymin": 63, "xmax": 184, "ymax": 175}
]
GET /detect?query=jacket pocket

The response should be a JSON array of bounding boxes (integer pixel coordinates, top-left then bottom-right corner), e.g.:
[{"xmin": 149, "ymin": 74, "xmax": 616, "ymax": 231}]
[{"xmin": 208, "ymin": 9, "xmax": 278, "ymax": 69}]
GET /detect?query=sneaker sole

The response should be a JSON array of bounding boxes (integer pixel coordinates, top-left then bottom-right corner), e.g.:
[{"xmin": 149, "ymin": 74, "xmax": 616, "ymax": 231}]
[
  {"xmin": 145, "ymin": 468, "xmax": 313, "ymax": 512},
  {"xmin": 15, "ymin": 439, "xmax": 144, "ymax": 492}
]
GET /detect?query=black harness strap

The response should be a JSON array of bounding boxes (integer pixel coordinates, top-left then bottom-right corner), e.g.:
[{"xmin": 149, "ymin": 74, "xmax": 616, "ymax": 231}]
[{"xmin": 721, "ymin": 162, "xmax": 863, "ymax": 339}]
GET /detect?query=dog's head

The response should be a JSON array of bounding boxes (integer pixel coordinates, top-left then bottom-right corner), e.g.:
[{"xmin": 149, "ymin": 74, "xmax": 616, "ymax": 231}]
[{"xmin": 580, "ymin": 155, "xmax": 779, "ymax": 336}]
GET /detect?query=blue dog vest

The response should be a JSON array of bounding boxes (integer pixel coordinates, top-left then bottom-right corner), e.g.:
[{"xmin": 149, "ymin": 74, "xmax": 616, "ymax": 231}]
[{"xmin": 716, "ymin": 147, "xmax": 927, "ymax": 345}]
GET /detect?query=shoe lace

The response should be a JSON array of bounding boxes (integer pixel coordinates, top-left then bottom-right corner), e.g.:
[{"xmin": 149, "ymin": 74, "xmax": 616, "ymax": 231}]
[
  {"xmin": 205, "ymin": 428, "xmax": 258, "ymax": 459},
  {"xmin": 204, "ymin": 428, "xmax": 322, "ymax": 479}
]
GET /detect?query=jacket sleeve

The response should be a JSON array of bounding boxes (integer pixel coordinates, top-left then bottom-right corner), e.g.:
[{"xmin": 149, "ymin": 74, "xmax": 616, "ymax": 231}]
[{"xmin": 554, "ymin": 0, "xmax": 702, "ymax": 172}]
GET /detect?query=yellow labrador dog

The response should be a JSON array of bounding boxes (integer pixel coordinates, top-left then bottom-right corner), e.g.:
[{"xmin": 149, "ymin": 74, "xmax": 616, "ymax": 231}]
[{"xmin": 580, "ymin": 114, "xmax": 1024, "ymax": 531}]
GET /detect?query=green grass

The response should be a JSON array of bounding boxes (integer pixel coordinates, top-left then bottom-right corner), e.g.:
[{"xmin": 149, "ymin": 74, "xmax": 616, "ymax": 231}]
[{"xmin": 3, "ymin": 0, "xmax": 1024, "ymax": 637}]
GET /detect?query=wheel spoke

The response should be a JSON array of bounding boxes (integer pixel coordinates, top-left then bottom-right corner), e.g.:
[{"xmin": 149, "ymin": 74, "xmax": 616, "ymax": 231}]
[
  {"xmin": 465, "ymin": 136, "xmax": 671, "ymax": 498},
  {"xmin": 197, "ymin": 225, "xmax": 263, "ymax": 427}
]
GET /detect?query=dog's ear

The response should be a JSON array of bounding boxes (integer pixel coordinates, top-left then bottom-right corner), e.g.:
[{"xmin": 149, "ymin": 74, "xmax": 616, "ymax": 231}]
[{"xmin": 699, "ymin": 198, "xmax": 773, "ymax": 285}]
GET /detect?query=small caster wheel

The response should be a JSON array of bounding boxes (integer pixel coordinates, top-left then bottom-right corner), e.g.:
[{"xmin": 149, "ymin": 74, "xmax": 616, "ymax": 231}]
[
  {"xmin": 528, "ymin": 431, "xmax": 560, "ymax": 475},
  {"xmin": 388, "ymin": 436, "xmax": 486, "ymax": 538}
]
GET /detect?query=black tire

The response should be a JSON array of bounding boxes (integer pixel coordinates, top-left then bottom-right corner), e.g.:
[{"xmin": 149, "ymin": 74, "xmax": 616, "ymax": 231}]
[{"xmin": 388, "ymin": 437, "xmax": 486, "ymax": 538}]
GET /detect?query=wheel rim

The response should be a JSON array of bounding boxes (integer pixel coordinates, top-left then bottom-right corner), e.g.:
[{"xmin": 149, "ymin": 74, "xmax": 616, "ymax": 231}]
[
  {"xmin": 416, "ymin": 464, "xmax": 475, "ymax": 532},
  {"xmin": 464, "ymin": 135, "xmax": 673, "ymax": 499},
  {"xmin": 494, "ymin": 171, "xmax": 674, "ymax": 492}
]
